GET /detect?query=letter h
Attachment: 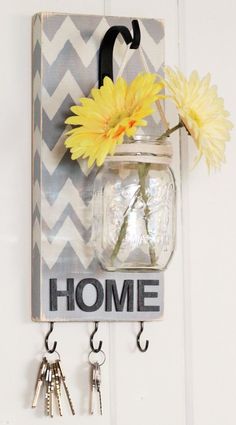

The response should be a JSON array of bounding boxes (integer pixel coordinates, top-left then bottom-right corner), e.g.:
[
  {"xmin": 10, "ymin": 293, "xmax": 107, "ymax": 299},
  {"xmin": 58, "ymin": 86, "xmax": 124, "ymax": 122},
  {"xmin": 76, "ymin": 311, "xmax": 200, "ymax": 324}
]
[{"xmin": 49, "ymin": 278, "xmax": 75, "ymax": 311}]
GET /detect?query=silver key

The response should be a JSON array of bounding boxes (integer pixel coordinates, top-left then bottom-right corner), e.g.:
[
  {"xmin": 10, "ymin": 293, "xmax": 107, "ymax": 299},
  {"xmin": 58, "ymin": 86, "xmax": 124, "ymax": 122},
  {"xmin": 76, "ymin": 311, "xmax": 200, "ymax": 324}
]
[
  {"xmin": 90, "ymin": 363, "xmax": 97, "ymax": 415},
  {"xmin": 90, "ymin": 362, "xmax": 103, "ymax": 415},
  {"xmin": 32, "ymin": 357, "xmax": 47, "ymax": 408},
  {"xmin": 95, "ymin": 363, "xmax": 103, "ymax": 415}
]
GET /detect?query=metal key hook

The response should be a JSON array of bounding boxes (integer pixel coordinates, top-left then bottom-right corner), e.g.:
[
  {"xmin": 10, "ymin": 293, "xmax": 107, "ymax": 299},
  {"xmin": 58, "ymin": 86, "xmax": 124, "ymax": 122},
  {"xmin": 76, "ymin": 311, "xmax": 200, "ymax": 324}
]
[
  {"xmin": 45, "ymin": 321, "xmax": 57, "ymax": 354},
  {"xmin": 137, "ymin": 321, "xmax": 149, "ymax": 352},
  {"xmin": 90, "ymin": 322, "xmax": 103, "ymax": 353}
]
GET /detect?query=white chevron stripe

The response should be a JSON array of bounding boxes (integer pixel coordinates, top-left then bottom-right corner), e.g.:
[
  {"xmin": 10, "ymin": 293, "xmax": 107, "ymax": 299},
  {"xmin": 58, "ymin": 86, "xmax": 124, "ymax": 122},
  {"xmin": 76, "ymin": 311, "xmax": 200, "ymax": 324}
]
[
  {"xmin": 42, "ymin": 16, "xmax": 135, "ymax": 69},
  {"xmin": 33, "ymin": 216, "xmax": 41, "ymax": 248},
  {"xmin": 34, "ymin": 178, "xmax": 93, "ymax": 233},
  {"xmin": 139, "ymin": 22, "xmax": 164, "ymax": 71},
  {"xmin": 34, "ymin": 200, "xmax": 149, "ymax": 270},
  {"xmin": 42, "ymin": 71, "xmax": 83, "ymax": 120},
  {"xmin": 42, "ymin": 135, "xmax": 93, "ymax": 177},
  {"xmin": 41, "ymin": 27, "xmax": 164, "ymax": 122},
  {"xmin": 39, "ymin": 217, "xmax": 94, "ymax": 269},
  {"xmin": 33, "ymin": 14, "xmax": 41, "ymax": 49},
  {"xmin": 113, "ymin": 38, "xmax": 135, "ymax": 69},
  {"xmin": 33, "ymin": 72, "xmax": 41, "ymax": 101},
  {"xmin": 77, "ymin": 158, "xmax": 93, "ymax": 177},
  {"xmin": 42, "ymin": 16, "xmax": 109, "ymax": 66},
  {"xmin": 41, "ymin": 179, "xmax": 92, "ymax": 230},
  {"xmin": 34, "ymin": 211, "xmax": 149, "ymax": 270},
  {"xmin": 42, "ymin": 133, "xmax": 67, "ymax": 174},
  {"xmin": 42, "ymin": 215, "xmax": 90, "ymax": 244}
]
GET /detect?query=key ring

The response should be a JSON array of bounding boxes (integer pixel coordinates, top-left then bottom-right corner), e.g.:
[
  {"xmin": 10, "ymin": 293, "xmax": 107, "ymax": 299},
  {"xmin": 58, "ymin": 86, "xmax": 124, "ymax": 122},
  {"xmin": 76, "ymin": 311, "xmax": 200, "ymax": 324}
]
[
  {"xmin": 88, "ymin": 350, "xmax": 106, "ymax": 367},
  {"xmin": 43, "ymin": 350, "xmax": 61, "ymax": 362}
]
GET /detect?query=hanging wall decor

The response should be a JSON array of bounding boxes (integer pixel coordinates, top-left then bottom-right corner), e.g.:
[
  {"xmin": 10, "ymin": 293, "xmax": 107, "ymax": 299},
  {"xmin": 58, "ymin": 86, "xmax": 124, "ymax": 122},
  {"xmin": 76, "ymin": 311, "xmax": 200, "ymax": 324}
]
[
  {"xmin": 31, "ymin": 10, "xmax": 233, "ymax": 419},
  {"xmin": 32, "ymin": 13, "xmax": 166, "ymax": 322},
  {"xmin": 32, "ymin": 13, "xmax": 233, "ymax": 325}
]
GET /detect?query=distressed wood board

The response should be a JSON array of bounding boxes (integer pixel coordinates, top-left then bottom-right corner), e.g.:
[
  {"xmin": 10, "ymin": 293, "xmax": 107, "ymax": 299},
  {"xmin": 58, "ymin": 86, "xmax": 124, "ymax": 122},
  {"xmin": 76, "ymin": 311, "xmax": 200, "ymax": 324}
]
[{"xmin": 32, "ymin": 12, "xmax": 165, "ymax": 321}]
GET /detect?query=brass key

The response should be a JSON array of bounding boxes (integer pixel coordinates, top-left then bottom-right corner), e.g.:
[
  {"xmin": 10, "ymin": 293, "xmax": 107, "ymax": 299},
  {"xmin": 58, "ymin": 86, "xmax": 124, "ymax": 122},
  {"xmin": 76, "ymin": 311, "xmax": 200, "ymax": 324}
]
[
  {"xmin": 53, "ymin": 361, "xmax": 63, "ymax": 416},
  {"xmin": 45, "ymin": 362, "xmax": 52, "ymax": 416},
  {"xmin": 56, "ymin": 360, "xmax": 75, "ymax": 415},
  {"xmin": 32, "ymin": 357, "xmax": 47, "ymax": 408},
  {"xmin": 49, "ymin": 363, "xmax": 55, "ymax": 417}
]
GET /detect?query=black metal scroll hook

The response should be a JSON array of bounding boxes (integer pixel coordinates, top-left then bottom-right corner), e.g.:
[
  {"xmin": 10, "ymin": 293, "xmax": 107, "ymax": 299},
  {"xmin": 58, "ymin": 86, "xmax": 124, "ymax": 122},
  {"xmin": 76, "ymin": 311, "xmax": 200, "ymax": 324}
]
[
  {"xmin": 98, "ymin": 19, "xmax": 141, "ymax": 87},
  {"xmin": 90, "ymin": 322, "xmax": 103, "ymax": 353},
  {"xmin": 137, "ymin": 321, "xmax": 149, "ymax": 352},
  {"xmin": 45, "ymin": 322, "xmax": 57, "ymax": 354}
]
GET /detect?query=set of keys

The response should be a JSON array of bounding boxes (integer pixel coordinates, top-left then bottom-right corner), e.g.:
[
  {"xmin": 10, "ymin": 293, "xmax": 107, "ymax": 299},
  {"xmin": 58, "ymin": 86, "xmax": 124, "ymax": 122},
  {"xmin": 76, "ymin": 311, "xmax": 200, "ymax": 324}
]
[
  {"xmin": 89, "ymin": 350, "xmax": 105, "ymax": 415},
  {"xmin": 32, "ymin": 355, "xmax": 75, "ymax": 417},
  {"xmin": 31, "ymin": 322, "xmax": 106, "ymax": 417}
]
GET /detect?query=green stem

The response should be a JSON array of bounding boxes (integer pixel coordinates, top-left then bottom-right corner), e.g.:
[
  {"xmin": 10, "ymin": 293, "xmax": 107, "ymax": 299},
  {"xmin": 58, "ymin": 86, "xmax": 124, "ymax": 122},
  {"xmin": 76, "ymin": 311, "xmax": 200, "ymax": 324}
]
[
  {"xmin": 137, "ymin": 163, "xmax": 157, "ymax": 266},
  {"xmin": 111, "ymin": 187, "xmax": 141, "ymax": 264},
  {"xmin": 157, "ymin": 121, "xmax": 184, "ymax": 141}
]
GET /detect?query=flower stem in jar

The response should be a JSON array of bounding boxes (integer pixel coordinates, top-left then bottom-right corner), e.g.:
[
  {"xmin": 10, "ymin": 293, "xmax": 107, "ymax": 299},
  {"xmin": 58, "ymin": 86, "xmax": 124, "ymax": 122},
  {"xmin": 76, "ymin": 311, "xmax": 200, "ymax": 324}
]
[
  {"xmin": 110, "ymin": 187, "xmax": 140, "ymax": 264},
  {"xmin": 111, "ymin": 163, "xmax": 156, "ymax": 267},
  {"xmin": 137, "ymin": 163, "xmax": 157, "ymax": 266}
]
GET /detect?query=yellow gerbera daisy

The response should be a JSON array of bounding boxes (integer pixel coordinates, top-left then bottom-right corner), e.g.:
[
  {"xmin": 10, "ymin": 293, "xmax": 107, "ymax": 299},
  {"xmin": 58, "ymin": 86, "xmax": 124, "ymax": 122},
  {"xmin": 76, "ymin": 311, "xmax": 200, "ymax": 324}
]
[
  {"xmin": 65, "ymin": 73, "xmax": 164, "ymax": 167},
  {"xmin": 164, "ymin": 67, "xmax": 233, "ymax": 169}
]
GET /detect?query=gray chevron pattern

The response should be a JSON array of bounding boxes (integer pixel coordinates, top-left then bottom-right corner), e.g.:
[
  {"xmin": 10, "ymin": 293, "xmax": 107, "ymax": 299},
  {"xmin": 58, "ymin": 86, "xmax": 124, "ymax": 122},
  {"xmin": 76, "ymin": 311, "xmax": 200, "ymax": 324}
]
[
  {"xmin": 32, "ymin": 12, "xmax": 165, "ymax": 320},
  {"xmin": 42, "ymin": 204, "xmax": 92, "ymax": 243}
]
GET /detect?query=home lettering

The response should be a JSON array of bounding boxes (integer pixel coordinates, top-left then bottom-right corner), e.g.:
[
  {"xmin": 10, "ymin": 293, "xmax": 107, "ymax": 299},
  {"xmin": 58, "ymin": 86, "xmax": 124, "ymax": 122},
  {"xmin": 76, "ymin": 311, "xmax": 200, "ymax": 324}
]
[{"xmin": 49, "ymin": 278, "xmax": 160, "ymax": 312}]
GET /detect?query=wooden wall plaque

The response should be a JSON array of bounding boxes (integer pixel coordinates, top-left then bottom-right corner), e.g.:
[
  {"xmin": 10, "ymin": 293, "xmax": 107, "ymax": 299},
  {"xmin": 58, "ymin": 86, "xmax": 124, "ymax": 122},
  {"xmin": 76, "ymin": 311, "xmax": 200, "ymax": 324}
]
[{"xmin": 32, "ymin": 12, "xmax": 165, "ymax": 321}]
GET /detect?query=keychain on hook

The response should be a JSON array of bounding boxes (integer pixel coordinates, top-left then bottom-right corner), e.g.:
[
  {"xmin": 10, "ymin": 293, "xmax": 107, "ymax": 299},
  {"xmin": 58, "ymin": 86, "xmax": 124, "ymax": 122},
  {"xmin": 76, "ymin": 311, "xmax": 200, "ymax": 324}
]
[
  {"xmin": 89, "ymin": 322, "xmax": 105, "ymax": 415},
  {"xmin": 31, "ymin": 321, "xmax": 75, "ymax": 417}
]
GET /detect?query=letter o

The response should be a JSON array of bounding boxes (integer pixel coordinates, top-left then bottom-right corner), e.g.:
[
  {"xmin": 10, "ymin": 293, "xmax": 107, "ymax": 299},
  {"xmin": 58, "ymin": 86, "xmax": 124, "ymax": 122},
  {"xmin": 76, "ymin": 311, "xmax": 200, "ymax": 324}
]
[{"xmin": 75, "ymin": 278, "xmax": 104, "ymax": 312}]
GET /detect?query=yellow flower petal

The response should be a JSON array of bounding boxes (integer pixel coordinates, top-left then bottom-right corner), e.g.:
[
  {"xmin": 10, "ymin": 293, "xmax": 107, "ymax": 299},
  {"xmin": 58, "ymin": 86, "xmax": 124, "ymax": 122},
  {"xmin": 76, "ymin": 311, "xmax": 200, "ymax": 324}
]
[
  {"xmin": 164, "ymin": 67, "xmax": 233, "ymax": 170},
  {"xmin": 64, "ymin": 73, "xmax": 164, "ymax": 166}
]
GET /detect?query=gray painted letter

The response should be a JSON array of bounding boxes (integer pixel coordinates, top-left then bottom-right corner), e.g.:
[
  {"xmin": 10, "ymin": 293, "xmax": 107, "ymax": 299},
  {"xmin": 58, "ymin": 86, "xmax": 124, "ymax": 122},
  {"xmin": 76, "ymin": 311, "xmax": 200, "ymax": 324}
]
[
  {"xmin": 138, "ymin": 280, "xmax": 160, "ymax": 312},
  {"xmin": 50, "ymin": 278, "xmax": 75, "ymax": 311},
  {"xmin": 76, "ymin": 278, "xmax": 104, "ymax": 312},
  {"xmin": 105, "ymin": 280, "xmax": 134, "ymax": 312}
]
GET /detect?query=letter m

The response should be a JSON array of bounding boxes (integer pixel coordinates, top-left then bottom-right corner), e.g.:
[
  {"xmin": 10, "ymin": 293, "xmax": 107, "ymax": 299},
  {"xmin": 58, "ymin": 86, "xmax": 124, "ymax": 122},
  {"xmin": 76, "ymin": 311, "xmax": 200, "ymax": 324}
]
[{"xmin": 105, "ymin": 280, "xmax": 134, "ymax": 312}]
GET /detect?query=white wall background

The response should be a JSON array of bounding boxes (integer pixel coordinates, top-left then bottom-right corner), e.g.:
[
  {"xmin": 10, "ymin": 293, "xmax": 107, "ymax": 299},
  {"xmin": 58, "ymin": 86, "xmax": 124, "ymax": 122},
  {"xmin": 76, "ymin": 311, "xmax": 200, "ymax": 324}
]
[
  {"xmin": 182, "ymin": 1, "xmax": 236, "ymax": 424},
  {"xmin": 0, "ymin": 1, "xmax": 235, "ymax": 425}
]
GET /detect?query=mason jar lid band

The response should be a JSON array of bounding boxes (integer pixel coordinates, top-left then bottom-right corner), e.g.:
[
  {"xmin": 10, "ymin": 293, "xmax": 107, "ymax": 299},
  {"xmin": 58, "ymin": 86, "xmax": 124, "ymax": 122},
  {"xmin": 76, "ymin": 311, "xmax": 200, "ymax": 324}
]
[
  {"xmin": 115, "ymin": 142, "xmax": 172, "ymax": 156},
  {"xmin": 106, "ymin": 155, "xmax": 172, "ymax": 165},
  {"xmin": 107, "ymin": 142, "xmax": 172, "ymax": 164}
]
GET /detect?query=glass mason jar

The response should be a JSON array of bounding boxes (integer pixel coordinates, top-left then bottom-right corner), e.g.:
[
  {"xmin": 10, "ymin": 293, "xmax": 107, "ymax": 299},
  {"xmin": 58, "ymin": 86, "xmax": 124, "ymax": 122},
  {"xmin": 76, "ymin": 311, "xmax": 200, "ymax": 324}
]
[{"xmin": 92, "ymin": 135, "xmax": 176, "ymax": 271}]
